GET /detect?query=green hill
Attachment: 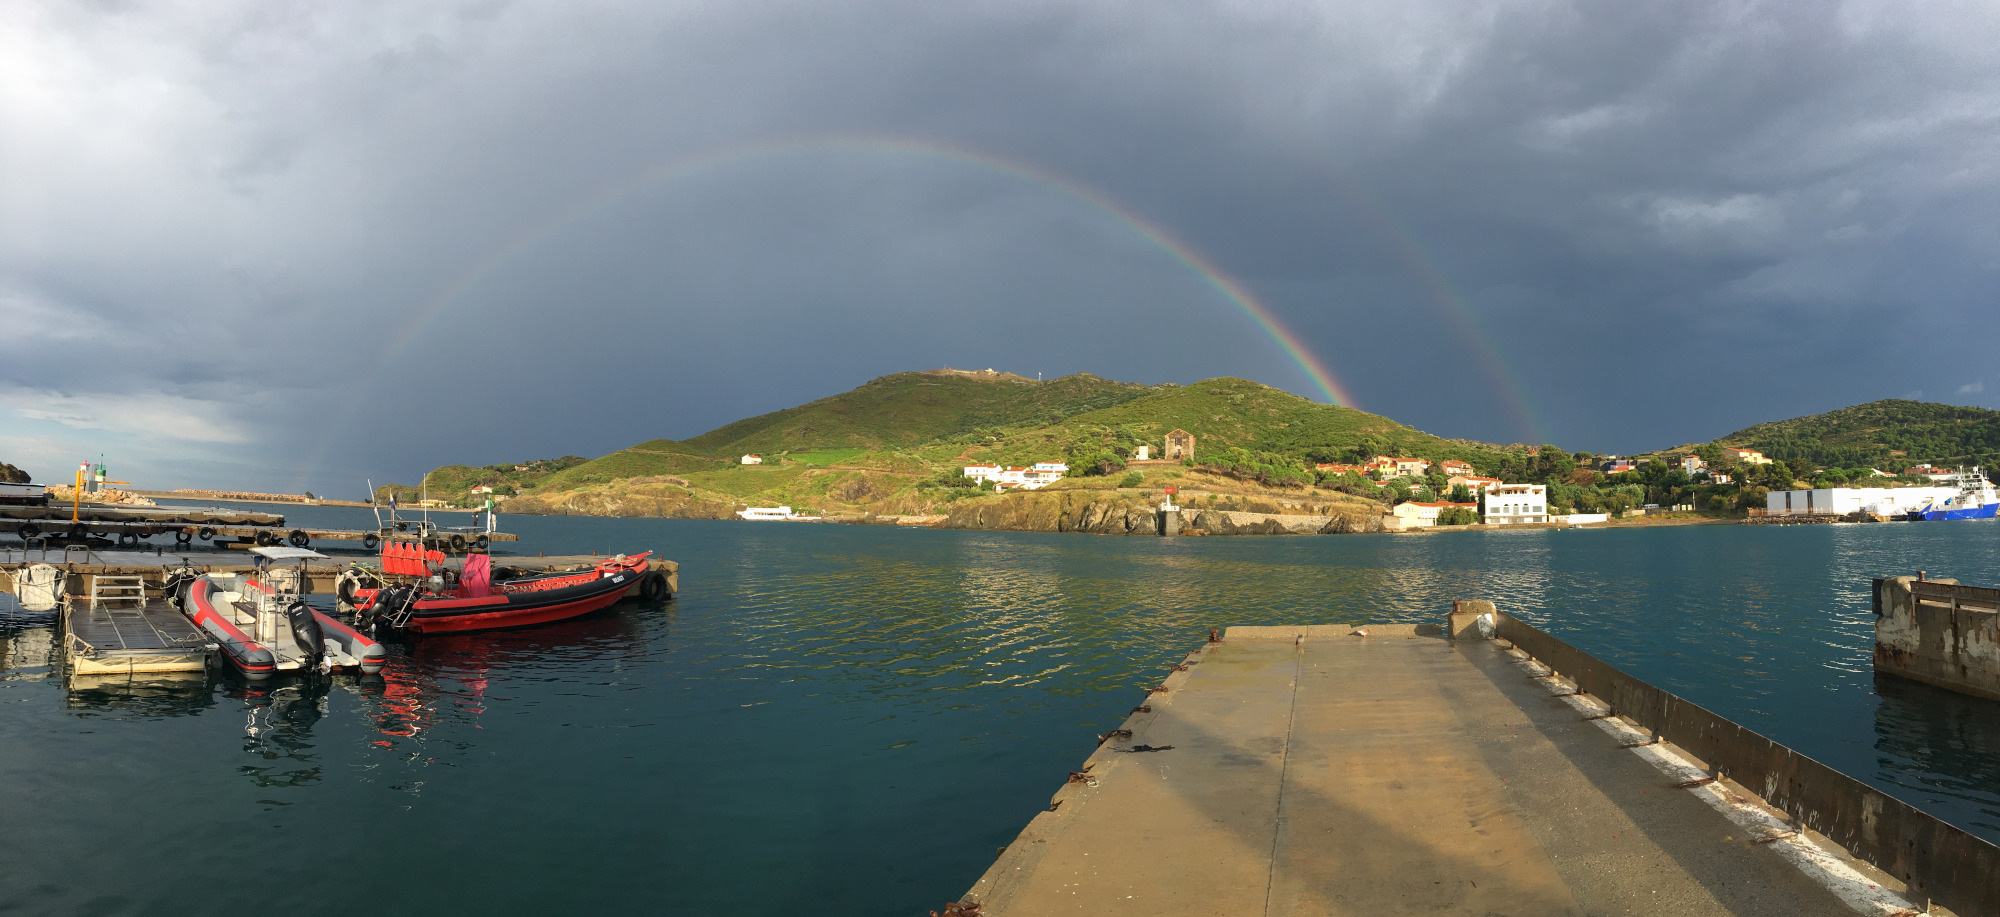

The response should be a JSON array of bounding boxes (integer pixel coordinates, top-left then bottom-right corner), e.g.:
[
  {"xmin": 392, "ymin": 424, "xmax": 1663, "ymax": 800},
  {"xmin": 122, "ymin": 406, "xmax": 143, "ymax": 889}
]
[
  {"xmin": 1721, "ymin": 399, "xmax": 2000, "ymax": 470},
  {"xmin": 391, "ymin": 378, "xmax": 2000, "ymax": 522},
  {"xmin": 664, "ymin": 368, "xmax": 1155, "ymax": 456},
  {"xmin": 522, "ymin": 369, "xmax": 1158, "ymax": 491},
  {"xmin": 428, "ymin": 371, "xmax": 1524, "ymax": 516}
]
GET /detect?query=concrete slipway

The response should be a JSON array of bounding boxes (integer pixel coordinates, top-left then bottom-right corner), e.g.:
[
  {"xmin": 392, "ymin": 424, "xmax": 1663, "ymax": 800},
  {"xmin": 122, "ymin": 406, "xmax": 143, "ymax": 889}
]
[{"xmin": 960, "ymin": 627, "xmax": 1929, "ymax": 917}]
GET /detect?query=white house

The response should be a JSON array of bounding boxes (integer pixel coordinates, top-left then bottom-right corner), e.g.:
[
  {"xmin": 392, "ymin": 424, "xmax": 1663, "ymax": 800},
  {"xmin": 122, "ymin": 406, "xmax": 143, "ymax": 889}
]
[
  {"xmin": 740, "ymin": 455, "xmax": 763, "ymax": 465},
  {"xmin": 1726, "ymin": 447, "xmax": 1773, "ymax": 465},
  {"xmin": 1681, "ymin": 454, "xmax": 1706, "ymax": 475},
  {"xmin": 1482, "ymin": 483, "xmax": 1549, "ymax": 524},
  {"xmin": 1134, "ymin": 445, "xmax": 1151, "ymax": 460},
  {"xmin": 963, "ymin": 464, "xmax": 1002, "ymax": 481}
]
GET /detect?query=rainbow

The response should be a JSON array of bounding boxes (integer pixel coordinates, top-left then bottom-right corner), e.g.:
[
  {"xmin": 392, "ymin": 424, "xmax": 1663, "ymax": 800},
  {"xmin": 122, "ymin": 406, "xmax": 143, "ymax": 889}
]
[
  {"xmin": 1310, "ymin": 167, "xmax": 1548, "ymax": 443},
  {"xmin": 298, "ymin": 134, "xmax": 1548, "ymax": 487},
  {"xmin": 365, "ymin": 134, "xmax": 1355, "ymax": 406}
]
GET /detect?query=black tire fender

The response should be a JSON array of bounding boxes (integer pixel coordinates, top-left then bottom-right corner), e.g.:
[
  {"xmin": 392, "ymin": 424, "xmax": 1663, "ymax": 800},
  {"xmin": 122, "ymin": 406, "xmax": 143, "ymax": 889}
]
[
  {"xmin": 68, "ymin": 523, "xmax": 88, "ymax": 541},
  {"xmin": 288, "ymin": 529, "xmax": 310, "ymax": 548},
  {"xmin": 197, "ymin": 527, "xmax": 216, "ymax": 541},
  {"xmin": 639, "ymin": 571, "xmax": 670, "ymax": 601},
  {"xmin": 361, "ymin": 532, "xmax": 380, "ymax": 550},
  {"xmin": 449, "ymin": 534, "xmax": 467, "ymax": 553},
  {"xmin": 255, "ymin": 530, "xmax": 278, "ymax": 547},
  {"xmin": 473, "ymin": 535, "xmax": 490, "ymax": 552},
  {"xmin": 17, "ymin": 522, "xmax": 37, "ymax": 539},
  {"xmin": 174, "ymin": 529, "xmax": 193, "ymax": 545}
]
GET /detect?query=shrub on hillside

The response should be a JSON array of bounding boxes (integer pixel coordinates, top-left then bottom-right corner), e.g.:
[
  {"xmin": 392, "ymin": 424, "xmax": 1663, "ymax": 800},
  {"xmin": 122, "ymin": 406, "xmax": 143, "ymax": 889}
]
[
  {"xmin": 1119, "ymin": 471, "xmax": 1145, "ymax": 488},
  {"xmin": 1437, "ymin": 507, "xmax": 1480, "ymax": 525}
]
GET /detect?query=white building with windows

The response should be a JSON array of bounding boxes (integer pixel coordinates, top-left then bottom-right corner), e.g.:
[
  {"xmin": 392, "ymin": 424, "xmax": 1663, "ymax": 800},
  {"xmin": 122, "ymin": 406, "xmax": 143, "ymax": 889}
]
[
  {"xmin": 740, "ymin": 455, "xmax": 763, "ymax": 465},
  {"xmin": 1482, "ymin": 483, "xmax": 1549, "ymax": 524}
]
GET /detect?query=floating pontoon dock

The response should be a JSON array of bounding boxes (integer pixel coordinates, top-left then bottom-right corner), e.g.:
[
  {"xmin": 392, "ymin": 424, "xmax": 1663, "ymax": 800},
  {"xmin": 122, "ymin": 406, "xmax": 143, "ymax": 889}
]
[
  {"xmin": 65, "ymin": 600, "xmax": 209, "ymax": 675},
  {"xmin": 0, "ymin": 504, "xmax": 517, "ymax": 550},
  {"xmin": 957, "ymin": 613, "xmax": 1999, "ymax": 917}
]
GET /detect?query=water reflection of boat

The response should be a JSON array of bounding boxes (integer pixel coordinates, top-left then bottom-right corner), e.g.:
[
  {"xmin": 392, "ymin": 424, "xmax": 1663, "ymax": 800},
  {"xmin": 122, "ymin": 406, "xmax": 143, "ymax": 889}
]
[
  {"xmin": 232, "ymin": 678, "xmax": 334, "ymax": 787},
  {"xmin": 361, "ymin": 610, "xmax": 645, "ymax": 742}
]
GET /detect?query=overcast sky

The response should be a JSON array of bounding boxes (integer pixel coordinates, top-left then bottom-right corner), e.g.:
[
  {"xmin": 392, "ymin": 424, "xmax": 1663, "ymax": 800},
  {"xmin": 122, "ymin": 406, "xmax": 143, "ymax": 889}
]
[{"xmin": 5, "ymin": 1, "xmax": 1998, "ymax": 494}]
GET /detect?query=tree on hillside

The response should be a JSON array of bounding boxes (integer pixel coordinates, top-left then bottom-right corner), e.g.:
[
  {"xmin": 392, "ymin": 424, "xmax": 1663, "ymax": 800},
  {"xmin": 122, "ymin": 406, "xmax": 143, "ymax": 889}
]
[
  {"xmin": 0, "ymin": 462, "xmax": 28, "ymax": 484},
  {"xmin": 1532, "ymin": 445, "xmax": 1574, "ymax": 483}
]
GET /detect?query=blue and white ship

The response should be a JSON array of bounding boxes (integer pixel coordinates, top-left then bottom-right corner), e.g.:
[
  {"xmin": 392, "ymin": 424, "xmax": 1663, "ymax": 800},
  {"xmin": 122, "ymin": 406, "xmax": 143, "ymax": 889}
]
[{"xmin": 1904, "ymin": 468, "xmax": 2000, "ymax": 521}]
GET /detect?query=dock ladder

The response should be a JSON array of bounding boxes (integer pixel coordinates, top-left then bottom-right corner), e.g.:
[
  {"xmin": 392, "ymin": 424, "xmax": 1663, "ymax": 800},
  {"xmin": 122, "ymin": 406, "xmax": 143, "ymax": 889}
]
[{"xmin": 89, "ymin": 574, "xmax": 149, "ymax": 610}]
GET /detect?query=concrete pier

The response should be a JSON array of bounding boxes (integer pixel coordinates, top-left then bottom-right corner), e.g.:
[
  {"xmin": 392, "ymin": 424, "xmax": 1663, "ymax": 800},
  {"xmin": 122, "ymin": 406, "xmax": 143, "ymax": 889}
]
[
  {"xmin": 1875, "ymin": 575, "xmax": 2000, "ymax": 701},
  {"xmin": 963, "ymin": 626, "xmax": 1933, "ymax": 916}
]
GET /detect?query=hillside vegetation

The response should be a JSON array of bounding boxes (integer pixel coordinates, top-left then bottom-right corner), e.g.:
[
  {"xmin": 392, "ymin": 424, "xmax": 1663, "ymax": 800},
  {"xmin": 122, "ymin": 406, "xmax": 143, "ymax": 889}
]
[
  {"xmin": 394, "ymin": 372, "xmax": 2000, "ymax": 525},
  {"xmin": 403, "ymin": 369, "xmax": 1517, "ymax": 518},
  {"xmin": 1720, "ymin": 400, "xmax": 2000, "ymax": 470}
]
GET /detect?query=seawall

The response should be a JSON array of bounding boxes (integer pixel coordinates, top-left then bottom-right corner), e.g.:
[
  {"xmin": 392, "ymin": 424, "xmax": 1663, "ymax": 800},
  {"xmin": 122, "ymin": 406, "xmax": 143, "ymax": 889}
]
[{"xmin": 1875, "ymin": 574, "xmax": 2000, "ymax": 701}]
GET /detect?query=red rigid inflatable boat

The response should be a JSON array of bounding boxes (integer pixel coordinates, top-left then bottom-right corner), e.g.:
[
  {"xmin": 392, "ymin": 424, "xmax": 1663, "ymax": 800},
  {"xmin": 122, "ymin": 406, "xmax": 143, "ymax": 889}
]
[{"xmin": 353, "ymin": 552, "xmax": 660, "ymax": 634}]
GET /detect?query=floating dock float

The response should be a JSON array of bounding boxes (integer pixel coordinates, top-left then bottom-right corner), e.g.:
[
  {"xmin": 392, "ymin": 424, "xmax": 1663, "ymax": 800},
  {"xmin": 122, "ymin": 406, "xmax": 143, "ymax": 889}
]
[
  {"xmin": 0, "ymin": 504, "xmax": 518, "ymax": 550},
  {"xmin": 956, "ymin": 611, "xmax": 2000, "ymax": 917},
  {"xmin": 65, "ymin": 600, "xmax": 208, "ymax": 675}
]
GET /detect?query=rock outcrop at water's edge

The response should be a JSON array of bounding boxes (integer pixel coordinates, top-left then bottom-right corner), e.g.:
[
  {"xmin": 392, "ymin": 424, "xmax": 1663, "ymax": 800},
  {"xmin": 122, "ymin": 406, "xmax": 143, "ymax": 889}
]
[
  {"xmin": 943, "ymin": 491, "xmax": 1159, "ymax": 535},
  {"xmin": 940, "ymin": 491, "xmax": 1387, "ymax": 536}
]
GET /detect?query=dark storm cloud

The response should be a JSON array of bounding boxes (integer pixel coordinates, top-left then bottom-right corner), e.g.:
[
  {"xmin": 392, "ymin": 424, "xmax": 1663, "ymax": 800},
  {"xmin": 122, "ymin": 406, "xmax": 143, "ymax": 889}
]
[{"xmin": 4, "ymin": 1, "xmax": 1997, "ymax": 490}]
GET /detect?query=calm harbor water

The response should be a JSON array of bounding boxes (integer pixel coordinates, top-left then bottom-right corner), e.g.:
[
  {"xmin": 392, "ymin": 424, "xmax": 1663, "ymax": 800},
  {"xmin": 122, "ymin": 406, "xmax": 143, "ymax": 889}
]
[{"xmin": 4, "ymin": 507, "xmax": 2000, "ymax": 915}]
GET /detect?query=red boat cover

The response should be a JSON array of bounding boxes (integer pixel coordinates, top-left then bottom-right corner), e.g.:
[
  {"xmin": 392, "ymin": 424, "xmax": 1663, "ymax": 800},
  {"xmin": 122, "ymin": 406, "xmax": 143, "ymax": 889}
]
[{"xmin": 461, "ymin": 552, "xmax": 491, "ymax": 597}]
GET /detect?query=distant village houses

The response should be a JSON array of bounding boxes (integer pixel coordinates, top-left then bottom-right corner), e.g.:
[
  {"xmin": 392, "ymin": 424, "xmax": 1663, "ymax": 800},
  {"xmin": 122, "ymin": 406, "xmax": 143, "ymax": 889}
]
[
  {"xmin": 1438, "ymin": 459, "xmax": 1474, "ymax": 477},
  {"xmin": 1367, "ymin": 456, "xmax": 1432, "ymax": 477},
  {"xmin": 963, "ymin": 462, "xmax": 1068, "ymax": 491},
  {"xmin": 1725, "ymin": 447, "xmax": 1773, "ymax": 465},
  {"xmin": 740, "ymin": 455, "xmax": 763, "ymax": 465},
  {"xmin": 1450, "ymin": 475, "xmax": 1502, "ymax": 493},
  {"xmin": 1681, "ymin": 454, "xmax": 1706, "ymax": 475}
]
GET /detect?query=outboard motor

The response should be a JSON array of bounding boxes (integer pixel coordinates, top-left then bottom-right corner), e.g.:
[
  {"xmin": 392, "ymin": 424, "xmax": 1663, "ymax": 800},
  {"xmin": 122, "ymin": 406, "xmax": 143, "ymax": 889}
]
[{"xmin": 284, "ymin": 600, "xmax": 326, "ymax": 665}]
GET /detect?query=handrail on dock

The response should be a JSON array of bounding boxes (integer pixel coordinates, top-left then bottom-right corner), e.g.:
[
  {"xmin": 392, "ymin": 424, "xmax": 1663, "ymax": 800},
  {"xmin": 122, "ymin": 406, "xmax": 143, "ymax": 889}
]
[{"xmin": 1492, "ymin": 610, "xmax": 2000, "ymax": 917}]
